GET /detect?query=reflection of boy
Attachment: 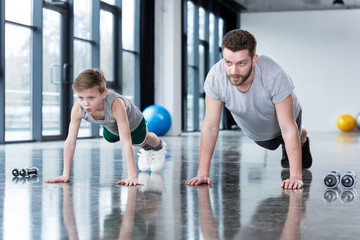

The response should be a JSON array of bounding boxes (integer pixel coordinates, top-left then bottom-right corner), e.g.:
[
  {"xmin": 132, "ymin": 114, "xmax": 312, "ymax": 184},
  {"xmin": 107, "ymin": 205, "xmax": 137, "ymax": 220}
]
[
  {"xmin": 103, "ymin": 174, "xmax": 165, "ymax": 240},
  {"xmin": 45, "ymin": 69, "xmax": 167, "ymax": 186}
]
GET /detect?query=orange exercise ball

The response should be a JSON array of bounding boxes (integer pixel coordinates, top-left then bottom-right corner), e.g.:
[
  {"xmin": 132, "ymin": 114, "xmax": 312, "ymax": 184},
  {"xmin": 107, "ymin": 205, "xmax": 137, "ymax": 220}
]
[{"xmin": 337, "ymin": 114, "xmax": 356, "ymax": 132}]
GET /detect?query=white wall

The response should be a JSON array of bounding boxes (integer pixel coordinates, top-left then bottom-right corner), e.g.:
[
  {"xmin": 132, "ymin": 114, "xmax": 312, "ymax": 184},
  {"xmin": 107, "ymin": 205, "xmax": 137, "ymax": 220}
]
[
  {"xmin": 241, "ymin": 10, "xmax": 360, "ymax": 132},
  {"xmin": 154, "ymin": 0, "xmax": 182, "ymax": 136}
]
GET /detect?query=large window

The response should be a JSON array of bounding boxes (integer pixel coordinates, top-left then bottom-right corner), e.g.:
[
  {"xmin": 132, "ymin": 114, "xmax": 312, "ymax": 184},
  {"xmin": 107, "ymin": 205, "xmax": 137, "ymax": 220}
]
[
  {"xmin": 122, "ymin": 0, "xmax": 139, "ymax": 105},
  {"xmin": 74, "ymin": 0, "xmax": 93, "ymax": 138},
  {"xmin": 183, "ymin": 1, "xmax": 224, "ymax": 132},
  {"xmin": 42, "ymin": 9, "xmax": 62, "ymax": 136},
  {"xmin": 100, "ymin": 9, "xmax": 114, "ymax": 84},
  {"xmin": 0, "ymin": 0, "xmax": 141, "ymax": 143},
  {"xmin": 4, "ymin": 0, "xmax": 33, "ymax": 141}
]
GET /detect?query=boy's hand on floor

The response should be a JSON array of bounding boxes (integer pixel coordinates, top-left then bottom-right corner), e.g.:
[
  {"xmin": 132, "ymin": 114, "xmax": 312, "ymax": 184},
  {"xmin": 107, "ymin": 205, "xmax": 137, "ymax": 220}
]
[{"xmin": 116, "ymin": 177, "xmax": 143, "ymax": 186}]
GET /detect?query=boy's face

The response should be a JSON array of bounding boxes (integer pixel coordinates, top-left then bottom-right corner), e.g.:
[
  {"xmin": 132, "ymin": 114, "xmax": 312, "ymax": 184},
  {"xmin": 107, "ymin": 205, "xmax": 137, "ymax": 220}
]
[{"xmin": 76, "ymin": 86, "xmax": 107, "ymax": 115}]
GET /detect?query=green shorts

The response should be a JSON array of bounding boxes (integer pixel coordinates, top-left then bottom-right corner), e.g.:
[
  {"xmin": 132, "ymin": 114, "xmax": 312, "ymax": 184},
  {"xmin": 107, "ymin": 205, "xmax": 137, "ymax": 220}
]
[{"xmin": 102, "ymin": 118, "xmax": 147, "ymax": 145}]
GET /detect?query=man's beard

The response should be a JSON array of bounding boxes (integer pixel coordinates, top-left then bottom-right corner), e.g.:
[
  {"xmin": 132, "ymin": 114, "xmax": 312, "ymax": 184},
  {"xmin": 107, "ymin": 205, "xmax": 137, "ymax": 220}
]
[{"xmin": 227, "ymin": 64, "xmax": 253, "ymax": 87}]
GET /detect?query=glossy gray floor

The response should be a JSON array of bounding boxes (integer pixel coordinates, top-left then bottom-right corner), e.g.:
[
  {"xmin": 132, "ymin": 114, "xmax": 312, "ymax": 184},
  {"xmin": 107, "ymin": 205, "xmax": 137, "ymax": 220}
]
[{"xmin": 1, "ymin": 131, "xmax": 360, "ymax": 240}]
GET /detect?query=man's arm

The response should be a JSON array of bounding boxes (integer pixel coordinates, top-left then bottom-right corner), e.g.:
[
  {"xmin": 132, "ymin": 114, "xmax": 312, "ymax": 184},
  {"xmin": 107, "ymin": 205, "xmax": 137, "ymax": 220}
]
[
  {"xmin": 275, "ymin": 94, "xmax": 303, "ymax": 189},
  {"xmin": 185, "ymin": 95, "xmax": 222, "ymax": 186}
]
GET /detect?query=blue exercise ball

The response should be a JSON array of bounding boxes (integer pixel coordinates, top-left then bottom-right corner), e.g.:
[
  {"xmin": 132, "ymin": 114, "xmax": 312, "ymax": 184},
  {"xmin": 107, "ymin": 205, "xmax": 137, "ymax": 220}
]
[{"xmin": 143, "ymin": 105, "xmax": 172, "ymax": 136}]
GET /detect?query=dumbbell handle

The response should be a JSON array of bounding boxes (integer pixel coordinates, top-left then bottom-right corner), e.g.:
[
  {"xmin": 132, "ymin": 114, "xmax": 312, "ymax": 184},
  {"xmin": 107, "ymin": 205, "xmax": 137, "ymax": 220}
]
[{"xmin": 20, "ymin": 167, "xmax": 39, "ymax": 177}]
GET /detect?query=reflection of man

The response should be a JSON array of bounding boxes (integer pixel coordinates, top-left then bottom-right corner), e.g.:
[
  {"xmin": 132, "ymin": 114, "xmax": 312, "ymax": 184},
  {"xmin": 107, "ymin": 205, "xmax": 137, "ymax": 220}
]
[
  {"xmin": 186, "ymin": 29, "xmax": 312, "ymax": 189},
  {"xmin": 236, "ymin": 170, "xmax": 312, "ymax": 239},
  {"xmin": 189, "ymin": 170, "xmax": 312, "ymax": 240},
  {"xmin": 280, "ymin": 189, "xmax": 303, "ymax": 240},
  {"xmin": 237, "ymin": 189, "xmax": 304, "ymax": 240},
  {"xmin": 195, "ymin": 185, "xmax": 220, "ymax": 240},
  {"xmin": 194, "ymin": 184, "xmax": 305, "ymax": 240}
]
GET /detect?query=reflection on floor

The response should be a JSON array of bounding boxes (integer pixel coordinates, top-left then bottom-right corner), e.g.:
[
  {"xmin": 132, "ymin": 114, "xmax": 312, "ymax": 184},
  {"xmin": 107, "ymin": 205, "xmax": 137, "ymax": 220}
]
[{"xmin": 1, "ymin": 131, "xmax": 360, "ymax": 239}]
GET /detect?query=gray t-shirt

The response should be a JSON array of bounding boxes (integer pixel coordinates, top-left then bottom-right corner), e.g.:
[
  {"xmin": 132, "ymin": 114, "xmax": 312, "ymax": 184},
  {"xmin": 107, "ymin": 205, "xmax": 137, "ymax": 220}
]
[
  {"xmin": 81, "ymin": 91, "xmax": 143, "ymax": 135},
  {"xmin": 203, "ymin": 55, "xmax": 301, "ymax": 141}
]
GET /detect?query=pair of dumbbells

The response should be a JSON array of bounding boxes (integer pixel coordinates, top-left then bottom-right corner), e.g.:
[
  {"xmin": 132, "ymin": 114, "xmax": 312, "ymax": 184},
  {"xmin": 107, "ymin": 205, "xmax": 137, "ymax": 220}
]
[
  {"xmin": 12, "ymin": 167, "xmax": 39, "ymax": 177},
  {"xmin": 323, "ymin": 171, "xmax": 357, "ymax": 203},
  {"xmin": 324, "ymin": 170, "xmax": 357, "ymax": 189}
]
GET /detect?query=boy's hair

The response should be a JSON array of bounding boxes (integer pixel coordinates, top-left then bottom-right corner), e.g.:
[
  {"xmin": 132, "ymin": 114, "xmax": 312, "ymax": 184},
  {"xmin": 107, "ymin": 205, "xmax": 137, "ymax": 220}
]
[
  {"xmin": 221, "ymin": 29, "xmax": 257, "ymax": 58},
  {"xmin": 72, "ymin": 69, "xmax": 107, "ymax": 93}
]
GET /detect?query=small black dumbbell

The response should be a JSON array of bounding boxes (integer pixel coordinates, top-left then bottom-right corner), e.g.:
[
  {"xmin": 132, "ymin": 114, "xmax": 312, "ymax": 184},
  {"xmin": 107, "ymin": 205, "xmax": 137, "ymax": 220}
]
[
  {"xmin": 340, "ymin": 170, "xmax": 357, "ymax": 189},
  {"xmin": 20, "ymin": 167, "xmax": 39, "ymax": 177},
  {"xmin": 12, "ymin": 168, "xmax": 21, "ymax": 177},
  {"xmin": 323, "ymin": 170, "xmax": 341, "ymax": 188},
  {"xmin": 12, "ymin": 167, "xmax": 39, "ymax": 177}
]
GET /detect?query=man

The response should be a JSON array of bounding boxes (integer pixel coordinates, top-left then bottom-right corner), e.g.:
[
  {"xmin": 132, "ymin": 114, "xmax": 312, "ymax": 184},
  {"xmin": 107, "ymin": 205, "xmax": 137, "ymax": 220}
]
[{"xmin": 185, "ymin": 29, "xmax": 312, "ymax": 189}]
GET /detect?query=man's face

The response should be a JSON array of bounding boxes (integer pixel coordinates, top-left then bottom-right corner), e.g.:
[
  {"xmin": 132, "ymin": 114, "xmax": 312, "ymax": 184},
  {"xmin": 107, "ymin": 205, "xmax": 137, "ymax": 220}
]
[{"xmin": 223, "ymin": 48, "xmax": 257, "ymax": 87}]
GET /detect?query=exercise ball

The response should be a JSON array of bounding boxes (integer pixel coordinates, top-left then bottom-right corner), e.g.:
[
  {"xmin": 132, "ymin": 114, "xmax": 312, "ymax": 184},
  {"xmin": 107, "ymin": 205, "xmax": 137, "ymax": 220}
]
[
  {"xmin": 143, "ymin": 105, "xmax": 172, "ymax": 136},
  {"xmin": 356, "ymin": 113, "xmax": 360, "ymax": 129},
  {"xmin": 337, "ymin": 114, "xmax": 356, "ymax": 132}
]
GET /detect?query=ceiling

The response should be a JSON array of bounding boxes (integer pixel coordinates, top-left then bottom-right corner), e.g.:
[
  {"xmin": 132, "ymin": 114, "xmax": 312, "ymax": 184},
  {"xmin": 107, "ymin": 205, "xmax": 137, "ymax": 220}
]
[{"xmin": 234, "ymin": 0, "xmax": 360, "ymax": 12}]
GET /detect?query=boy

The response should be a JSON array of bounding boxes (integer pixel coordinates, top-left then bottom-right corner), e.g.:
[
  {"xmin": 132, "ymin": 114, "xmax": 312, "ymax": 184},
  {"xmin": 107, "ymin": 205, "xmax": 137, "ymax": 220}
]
[{"xmin": 45, "ymin": 69, "xmax": 167, "ymax": 186}]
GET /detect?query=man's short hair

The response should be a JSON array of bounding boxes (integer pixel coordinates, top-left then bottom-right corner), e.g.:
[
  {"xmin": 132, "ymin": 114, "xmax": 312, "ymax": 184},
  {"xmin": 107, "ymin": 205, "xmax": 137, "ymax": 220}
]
[{"xmin": 221, "ymin": 29, "xmax": 257, "ymax": 58}]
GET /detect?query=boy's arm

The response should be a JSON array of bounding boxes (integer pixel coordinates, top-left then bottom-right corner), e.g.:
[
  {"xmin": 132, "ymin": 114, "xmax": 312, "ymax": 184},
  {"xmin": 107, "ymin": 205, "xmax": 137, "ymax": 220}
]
[
  {"xmin": 275, "ymin": 94, "xmax": 303, "ymax": 189},
  {"xmin": 185, "ymin": 95, "xmax": 222, "ymax": 186},
  {"xmin": 111, "ymin": 98, "xmax": 142, "ymax": 186},
  {"xmin": 45, "ymin": 103, "xmax": 81, "ymax": 183}
]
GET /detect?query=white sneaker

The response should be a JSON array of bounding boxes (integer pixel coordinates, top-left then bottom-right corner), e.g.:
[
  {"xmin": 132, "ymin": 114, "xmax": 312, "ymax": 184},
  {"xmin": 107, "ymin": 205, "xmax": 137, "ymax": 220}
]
[
  {"xmin": 137, "ymin": 149, "xmax": 152, "ymax": 172},
  {"xmin": 151, "ymin": 141, "xmax": 167, "ymax": 172}
]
